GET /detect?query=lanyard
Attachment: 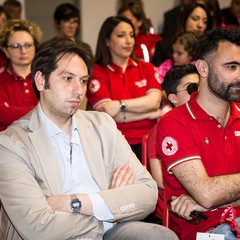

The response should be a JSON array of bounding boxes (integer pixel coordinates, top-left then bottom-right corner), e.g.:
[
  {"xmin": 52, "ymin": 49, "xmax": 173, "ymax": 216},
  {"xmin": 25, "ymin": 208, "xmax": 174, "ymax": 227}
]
[{"xmin": 220, "ymin": 206, "xmax": 240, "ymax": 238}]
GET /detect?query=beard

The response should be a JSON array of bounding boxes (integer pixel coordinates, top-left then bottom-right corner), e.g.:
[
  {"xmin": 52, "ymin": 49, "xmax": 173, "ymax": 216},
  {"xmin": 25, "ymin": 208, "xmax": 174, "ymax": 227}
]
[{"xmin": 207, "ymin": 68, "xmax": 240, "ymax": 102}]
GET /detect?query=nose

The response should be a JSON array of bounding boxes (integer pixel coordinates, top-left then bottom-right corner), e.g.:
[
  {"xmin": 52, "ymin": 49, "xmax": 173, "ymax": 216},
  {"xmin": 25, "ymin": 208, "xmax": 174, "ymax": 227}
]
[
  {"xmin": 73, "ymin": 79, "xmax": 85, "ymax": 96},
  {"xmin": 196, "ymin": 20, "xmax": 204, "ymax": 29}
]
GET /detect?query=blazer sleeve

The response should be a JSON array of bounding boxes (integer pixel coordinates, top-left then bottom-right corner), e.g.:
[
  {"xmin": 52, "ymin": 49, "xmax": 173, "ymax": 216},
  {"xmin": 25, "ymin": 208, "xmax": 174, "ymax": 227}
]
[{"xmin": 86, "ymin": 112, "xmax": 158, "ymax": 222}]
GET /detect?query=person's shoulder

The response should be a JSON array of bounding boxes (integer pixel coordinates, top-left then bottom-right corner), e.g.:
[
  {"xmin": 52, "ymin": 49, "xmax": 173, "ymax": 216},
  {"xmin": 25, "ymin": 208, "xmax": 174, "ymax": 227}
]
[
  {"xmin": 75, "ymin": 109, "xmax": 115, "ymax": 125},
  {"xmin": 136, "ymin": 60, "xmax": 155, "ymax": 68},
  {"xmin": 160, "ymin": 104, "xmax": 188, "ymax": 123},
  {"xmin": 164, "ymin": 5, "xmax": 181, "ymax": 17},
  {"xmin": 39, "ymin": 37, "xmax": 57, "ymax": 50}
]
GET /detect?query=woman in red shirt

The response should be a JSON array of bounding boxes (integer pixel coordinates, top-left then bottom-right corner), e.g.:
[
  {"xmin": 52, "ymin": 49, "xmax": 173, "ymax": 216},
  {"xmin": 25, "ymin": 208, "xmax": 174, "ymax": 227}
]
[
  {"xmin": 0, "ymin": 19, "xmax": 42, "ymax": 131},
  {"xmin": 87, "ymin": 16, "xmax": 162, "ymax": 161}
]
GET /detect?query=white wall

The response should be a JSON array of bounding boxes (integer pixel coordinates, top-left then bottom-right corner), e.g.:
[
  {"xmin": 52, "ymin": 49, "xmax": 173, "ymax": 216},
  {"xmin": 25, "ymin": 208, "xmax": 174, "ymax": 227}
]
[
  {"xmin": 81, "ymin": 0, "xmax": 231, "ymax": 55},
  {"xmin": 0, "ymin": 0, "xmax": 231, "ymax": 54}
]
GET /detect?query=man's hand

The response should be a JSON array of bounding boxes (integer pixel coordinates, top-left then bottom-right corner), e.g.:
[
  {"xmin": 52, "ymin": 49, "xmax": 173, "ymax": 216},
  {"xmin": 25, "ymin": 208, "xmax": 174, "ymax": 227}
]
[
  {"xmin": 110, "ymin": 164, "xmax": 135, "ymax": 188},
  {"xmin": 169, "ymin": 194, "xmax": 208, "ymax": 221}
]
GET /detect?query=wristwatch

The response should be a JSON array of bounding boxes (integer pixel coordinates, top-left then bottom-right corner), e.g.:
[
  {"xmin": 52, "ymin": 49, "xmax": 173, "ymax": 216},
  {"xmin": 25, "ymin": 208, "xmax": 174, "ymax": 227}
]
[
  {"xmin": 119, "ymin": 100, "xmax": 127, "ymax": 112},
  {"xmin": 70, "ymin": 194, "xmax": 81, "ymax": 214}
]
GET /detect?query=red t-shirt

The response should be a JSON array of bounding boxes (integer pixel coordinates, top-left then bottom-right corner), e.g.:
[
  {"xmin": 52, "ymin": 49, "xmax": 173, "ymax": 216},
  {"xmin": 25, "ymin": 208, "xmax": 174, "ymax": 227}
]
[
  {"xmin": 87, "ymin": 59, "xmax": 161, "ymax": 145},
  {"xmin": 157, "ymin": 92, "xmax": 240, "ymax": 240},
  {"xmin": 0, "ymin": 65, "xmax": 38, "ymax": 131}
]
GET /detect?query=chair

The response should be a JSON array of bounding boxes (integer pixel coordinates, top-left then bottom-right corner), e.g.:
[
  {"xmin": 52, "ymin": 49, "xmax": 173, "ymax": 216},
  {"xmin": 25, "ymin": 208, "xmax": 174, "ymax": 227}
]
[{"xmin": 142, "ymin": 133, "xmax": 170, "ymax": 228}]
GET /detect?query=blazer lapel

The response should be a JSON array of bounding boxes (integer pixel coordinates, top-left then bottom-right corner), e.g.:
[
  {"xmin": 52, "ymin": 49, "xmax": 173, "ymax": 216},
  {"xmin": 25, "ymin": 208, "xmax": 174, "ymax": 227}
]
[
  {"xmin": 28, "ymin": 109, "xmax": 62, "ymax": 195},
  {"xmin": 76, "ymin": 112, "xmax": 108, "ymax": 191}
]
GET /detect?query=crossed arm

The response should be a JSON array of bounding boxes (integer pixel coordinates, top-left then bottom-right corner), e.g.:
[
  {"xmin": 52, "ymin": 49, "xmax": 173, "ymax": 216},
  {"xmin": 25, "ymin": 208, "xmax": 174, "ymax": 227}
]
[
  {"xmin": 169, "ymin": 160, "xmax": 240, "ymax": 220},
  {"xmin": 47, "ymin": 164, "xmax": 135, "ymax": 215},
  {"xmin": 94, "ymin": 92, "xmax": 163, "ymax": 123}
]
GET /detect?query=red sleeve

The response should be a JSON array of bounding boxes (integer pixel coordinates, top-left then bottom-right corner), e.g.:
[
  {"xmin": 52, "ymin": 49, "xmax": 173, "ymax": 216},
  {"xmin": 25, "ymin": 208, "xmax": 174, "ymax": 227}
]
[
  {"xmin": 0, "ymin": 81, "xmax": 35, "ymax": 130},
  {"xmin": 147, "ymin": 124, "xmax": 158, "ymax": 159},
  {"xmin": 157, "ymin": 110, "xmax": 201, "ymax": 173},
  {"xmin": 87, "ymin": 64, "xmax": 111, "ymax": 108}
]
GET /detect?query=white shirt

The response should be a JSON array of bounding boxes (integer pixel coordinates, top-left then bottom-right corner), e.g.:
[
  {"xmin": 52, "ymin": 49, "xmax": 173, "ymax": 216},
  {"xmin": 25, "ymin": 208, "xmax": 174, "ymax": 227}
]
[{"xmin": 38, "ymin": 104, "xmax": 113, "ymax": 231}]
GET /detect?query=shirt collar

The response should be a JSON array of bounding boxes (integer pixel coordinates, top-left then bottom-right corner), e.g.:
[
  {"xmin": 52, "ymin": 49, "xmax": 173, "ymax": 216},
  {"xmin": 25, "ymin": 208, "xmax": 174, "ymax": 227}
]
[
  {"xmin": 186, "ymin": 91, "xmax": 240, "ymax": 120},
  {"xmin": 7, "ymin": 63, "xmax": 30, "ymax": 81},
  {"xmin": 38, "ymin": 103, "xmax": 78, "ymax": 142},
  {"xmin": 107, "ymin": 58, "xmax": 137, "ymax": 72}
]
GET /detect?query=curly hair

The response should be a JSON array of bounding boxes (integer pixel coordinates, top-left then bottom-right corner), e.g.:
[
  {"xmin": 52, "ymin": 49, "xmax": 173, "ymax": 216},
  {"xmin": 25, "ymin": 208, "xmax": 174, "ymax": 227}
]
[{"xmin": 0, "ymin": 19, "xmax": 42, "ymax": 49}]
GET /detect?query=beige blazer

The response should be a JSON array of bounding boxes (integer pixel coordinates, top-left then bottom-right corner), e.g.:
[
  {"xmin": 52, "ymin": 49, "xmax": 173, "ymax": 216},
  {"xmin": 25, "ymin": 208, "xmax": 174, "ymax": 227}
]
[{"xmin": 0, "ymin": 107, "xmax": 157, "ymax": 240}]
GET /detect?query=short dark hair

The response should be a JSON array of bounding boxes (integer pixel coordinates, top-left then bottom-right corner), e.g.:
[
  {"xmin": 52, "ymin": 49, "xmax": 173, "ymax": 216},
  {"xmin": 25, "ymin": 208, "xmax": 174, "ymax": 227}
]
[
  {"xmin": 31, "ymin": 39, "xmax": 92, "ymax": 99},
  {"xmin": 162, "ymin": 64, "xmax": 198, "ymax": 97},
  {"xmin": 94, "ymin": 15, "xmax": 135, "ymax": 66},
  {"xmin": 54, "ymin": 3, "xmax": 79, "ymax": 24},
  {"xmin": 194, "ymin": 28, "xmax": 240, "ymax": 61}
]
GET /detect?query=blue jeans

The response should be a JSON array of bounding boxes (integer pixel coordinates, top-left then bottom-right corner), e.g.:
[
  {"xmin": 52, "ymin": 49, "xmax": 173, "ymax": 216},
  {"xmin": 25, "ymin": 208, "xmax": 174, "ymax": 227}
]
[{"xmin": 208, "ymin": 217, "xmax": 240, "ymax": 240}]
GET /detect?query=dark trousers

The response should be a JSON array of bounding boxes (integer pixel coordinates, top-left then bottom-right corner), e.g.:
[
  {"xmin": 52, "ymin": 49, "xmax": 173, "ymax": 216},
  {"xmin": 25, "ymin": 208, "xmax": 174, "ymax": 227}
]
[
  {"xmin": 130, "ymin": 143, "xmax": 142, "ymax": 162},
  {"xmin": 103, "ymin": 221, "xmax": 178, "ymax": 240}
]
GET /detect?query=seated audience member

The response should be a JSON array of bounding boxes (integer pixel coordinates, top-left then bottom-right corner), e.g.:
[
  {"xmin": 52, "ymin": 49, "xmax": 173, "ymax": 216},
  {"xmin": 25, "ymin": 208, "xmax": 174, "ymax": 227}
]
[
  {"xmin": 200, "ymin": 0, "xmax": 224, "ymax": 29},
  {"xmin": 0, "ymin": 19, "xmax": 42, "ymax": 131},
  {"xmin": 87, "ymin": 16, "xmax": 162, "ymax": 161},
  {"xmin": 158, "ymin": 31, "xmax": 199, "ymax": 84},
  {"xmin": 0, "ymin": 5, "xmax": 9, "ymax": 70},
  {"xmin": 0, "ymin": 39, "xmax": 178, "ymax": 240},
  {"xmin": 40, "ymin": 3, "xmax": 93, "ymax": 60},
  {"xmin": 152, "ymin": 1, "xmax": 212, "ymax": 67},
  {"xmin": 162, "ymin": 0, "xmax": 194, "ymax": 40},
  {"xmin": 221, "ymin": 0, "xmax": 240, "ymax": 26},
  {"xmin": 117, "ymin": 0, "xmax": 161, "ymax": 62},
  {"xmin": 3, "ymin": 0, "xmax": 21, "ymax": 19},
  {"xmin": 148, "ymin": 64, "xmax": 199, "ymax": 191},
  {"xmin": 0, "ymin": 5, "xmax": 8, "ymax": 26},
  {"xmin": 157, "ymin": 28, "xmax": 240, "ymax": 240}
]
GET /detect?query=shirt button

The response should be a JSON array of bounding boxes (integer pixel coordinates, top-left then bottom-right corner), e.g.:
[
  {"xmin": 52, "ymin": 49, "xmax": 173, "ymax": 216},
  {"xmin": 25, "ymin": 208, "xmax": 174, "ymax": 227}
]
[
  {"xmin": 23, "ymin": 82, "xmax": 27, "ymax": 86},
  {"xmin": 25, "ymin": 89, "xmax": 29, "ymax": 93},
  {"xmin": 217, "ymin": 124, "xmax": 221, "ymax": 128}
]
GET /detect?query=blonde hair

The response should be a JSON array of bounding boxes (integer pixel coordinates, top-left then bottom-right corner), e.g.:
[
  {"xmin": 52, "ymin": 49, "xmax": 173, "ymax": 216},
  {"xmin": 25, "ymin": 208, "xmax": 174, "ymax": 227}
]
[{"xmin": 0, "ymin": 19, "xmax": 42, "ymax": 49}]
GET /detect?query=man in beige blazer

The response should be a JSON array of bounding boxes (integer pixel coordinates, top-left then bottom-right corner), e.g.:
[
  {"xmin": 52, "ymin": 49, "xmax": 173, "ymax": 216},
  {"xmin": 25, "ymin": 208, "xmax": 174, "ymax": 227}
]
[{"xmin": 0, "ymin": 39, "xmax": 178, "ymax": 240}]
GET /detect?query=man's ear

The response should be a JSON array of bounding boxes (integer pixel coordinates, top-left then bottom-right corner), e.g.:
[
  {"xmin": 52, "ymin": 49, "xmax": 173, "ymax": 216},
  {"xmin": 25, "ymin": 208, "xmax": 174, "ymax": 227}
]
[
  {"xmin": 34, "ymin": 71, "xmax": 45, "ymax": 91},
  {"xmin": 195, "ymin": 59, "xmax": 209, "ymax": 78},
  {"xmin": 168, "ymin": 93, "xmax": 178, "ymax": 105}
]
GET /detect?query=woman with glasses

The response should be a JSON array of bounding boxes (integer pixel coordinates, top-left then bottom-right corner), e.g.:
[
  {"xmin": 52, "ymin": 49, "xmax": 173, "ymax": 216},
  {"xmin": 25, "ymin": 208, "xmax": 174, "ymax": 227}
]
[{"xmin": 0, "ymin": 19, "xmax": 42, "ymax": 131}]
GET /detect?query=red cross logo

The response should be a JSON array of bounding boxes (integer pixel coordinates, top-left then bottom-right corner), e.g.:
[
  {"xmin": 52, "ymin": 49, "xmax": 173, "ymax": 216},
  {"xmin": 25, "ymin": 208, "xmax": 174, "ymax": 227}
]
[
  {"xmin": 162, "ymin": 137, "xmax": 178, "ymax": 156},
  {"xmin": 166, "ymin": 142, "xmax": 173, "ymax": 151}
]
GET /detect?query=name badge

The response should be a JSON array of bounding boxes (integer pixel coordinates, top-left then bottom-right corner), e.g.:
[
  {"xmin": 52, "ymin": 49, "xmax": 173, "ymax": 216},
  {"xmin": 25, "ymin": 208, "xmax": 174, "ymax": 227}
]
[{"xmin": 196, "ymin": 232, "xmax": 224, "ymax": 240}]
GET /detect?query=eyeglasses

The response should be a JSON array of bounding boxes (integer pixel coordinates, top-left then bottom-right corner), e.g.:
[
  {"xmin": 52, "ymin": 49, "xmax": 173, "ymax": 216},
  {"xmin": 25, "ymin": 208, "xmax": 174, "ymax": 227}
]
[
  {"xmin": 175, "ymin": 82, "xmax": 199, "ymax": 95},
  {"xmin": 6, "ymin": 43, "xmax": 34, "ymax": 51}
]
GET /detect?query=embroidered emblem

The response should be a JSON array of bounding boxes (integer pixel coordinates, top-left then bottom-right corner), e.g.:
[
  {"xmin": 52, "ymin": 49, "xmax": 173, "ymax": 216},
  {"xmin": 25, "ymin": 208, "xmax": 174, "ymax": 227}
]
[
  {"xmin": 204, "ymin": 137, "xmax": 209, "ymax": 144},
  {"xmin": 235, "ymin": 131, "xmax": 240, "ymax": 137},
  {"xmin": 88, "ymin": 79, "xmax": 100, "ymax": 93},
  {"xmin": 162, "ymin": 137, "xmax": 178, "ymax": 156},
  {"xmin": 135, "ymin": 79, "xmax": 147, "ymax": 88}
]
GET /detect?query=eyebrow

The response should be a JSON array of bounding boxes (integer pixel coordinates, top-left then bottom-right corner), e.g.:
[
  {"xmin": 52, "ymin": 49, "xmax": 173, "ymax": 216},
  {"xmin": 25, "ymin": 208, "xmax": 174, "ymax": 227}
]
[
  {"xmin": 60, "ymin": 71, "xmax": 90, "ymax": 79},
  {"xmin": 223, "ymin": 61, "xmax": 240, "ymax": 66}
]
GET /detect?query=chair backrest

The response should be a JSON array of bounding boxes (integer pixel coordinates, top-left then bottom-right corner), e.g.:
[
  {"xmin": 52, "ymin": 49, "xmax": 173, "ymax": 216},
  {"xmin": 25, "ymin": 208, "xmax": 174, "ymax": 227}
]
[{"xmin": 141, "ymin": 133, "xmax": 170, "ymax": 228}]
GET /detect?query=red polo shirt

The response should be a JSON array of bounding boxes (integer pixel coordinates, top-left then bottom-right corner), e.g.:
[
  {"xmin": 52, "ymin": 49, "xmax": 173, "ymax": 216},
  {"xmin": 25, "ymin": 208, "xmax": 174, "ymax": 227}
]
[
  {"xmin": 0, "ymin": 65, "xmax": 37, "ymax": 131},
  {"xmin": 87, "ymin": 59, "xmax": 161, "ymax": 145},
  {"xmin": 157, "ymin": 91, "xmax": 240, "ymax": 240}
]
